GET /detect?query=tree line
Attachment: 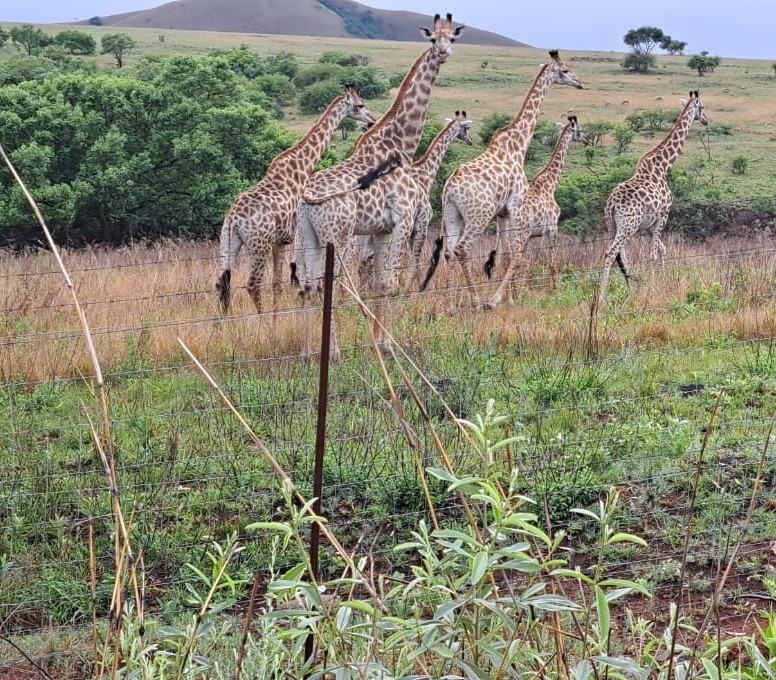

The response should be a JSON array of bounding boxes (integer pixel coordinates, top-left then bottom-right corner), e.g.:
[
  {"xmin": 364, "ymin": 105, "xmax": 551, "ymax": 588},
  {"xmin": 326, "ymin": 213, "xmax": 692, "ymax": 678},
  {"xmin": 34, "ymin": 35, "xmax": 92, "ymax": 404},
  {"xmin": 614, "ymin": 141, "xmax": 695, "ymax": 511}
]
[{"xmin": 0, "ymin": 41, "xmax": 392, "ymax": 248}]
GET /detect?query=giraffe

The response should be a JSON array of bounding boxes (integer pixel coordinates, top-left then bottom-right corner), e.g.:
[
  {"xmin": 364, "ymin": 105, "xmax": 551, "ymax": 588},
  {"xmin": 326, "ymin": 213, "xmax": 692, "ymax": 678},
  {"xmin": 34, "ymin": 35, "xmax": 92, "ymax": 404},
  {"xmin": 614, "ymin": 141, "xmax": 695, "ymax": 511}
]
[
  {"xmin": 359, "ymin": 110, "xmax": 474, "ymax": 288},
  {"xmin": 484, "ymin": 114, "xmax": 590, "ymax": 308},
  {"xmin": 597, "ymin": 91, "xmax": 707, "ymax": 305},
  {"xmin": 295, "ymin": 13, "xmax": 465, "ymax": 361},
  {"xmin": 215, "ymin": 84, "xmax": 376, "ymax": 315},
  {"xmin": 420, "ymin": 50, "xmax": 584, "ymax": 307}
]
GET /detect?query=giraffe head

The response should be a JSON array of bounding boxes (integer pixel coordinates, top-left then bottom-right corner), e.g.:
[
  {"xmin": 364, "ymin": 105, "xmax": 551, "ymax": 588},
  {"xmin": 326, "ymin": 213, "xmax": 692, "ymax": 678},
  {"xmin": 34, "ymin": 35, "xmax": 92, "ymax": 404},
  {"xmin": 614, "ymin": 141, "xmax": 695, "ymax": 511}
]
[
  {"xmin": 419, "ymin": 12, "xmax": 465, "ymax": 64},
  {"xmin": 343, "ymin": 84, "xmax": 377, "ymax": 129},
  {"xmin": 680, "ymin": 90, "xmax": 708, "ymax": 126},
  {"xmin": 567, "ymin": 114, "xmax": 591, "ymax": 146},
  {"xmin": 547, "ymin": 50, "xmax": 584, "ymax": 89},
  {"xmin": 450, "ymin": 110, "xmax": 474, "ymax": 145}
]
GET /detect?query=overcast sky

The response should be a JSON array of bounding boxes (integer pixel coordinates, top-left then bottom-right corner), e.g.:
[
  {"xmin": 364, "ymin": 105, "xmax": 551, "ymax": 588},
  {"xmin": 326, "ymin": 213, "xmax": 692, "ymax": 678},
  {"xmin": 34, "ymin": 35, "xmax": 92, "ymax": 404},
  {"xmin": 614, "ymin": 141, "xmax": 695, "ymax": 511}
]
[{"xmin": 2, "ymin": 0, "xmax": 773, "ymax": 60}]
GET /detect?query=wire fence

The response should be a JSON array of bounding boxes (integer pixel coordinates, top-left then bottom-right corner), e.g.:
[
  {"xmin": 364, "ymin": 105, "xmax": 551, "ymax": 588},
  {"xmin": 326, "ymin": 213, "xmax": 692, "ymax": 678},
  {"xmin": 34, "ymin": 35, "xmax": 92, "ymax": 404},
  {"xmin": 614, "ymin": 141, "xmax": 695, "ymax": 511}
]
[{"xmin": 1, "ymin": 227, "xmax": 775, "ymax": 669}]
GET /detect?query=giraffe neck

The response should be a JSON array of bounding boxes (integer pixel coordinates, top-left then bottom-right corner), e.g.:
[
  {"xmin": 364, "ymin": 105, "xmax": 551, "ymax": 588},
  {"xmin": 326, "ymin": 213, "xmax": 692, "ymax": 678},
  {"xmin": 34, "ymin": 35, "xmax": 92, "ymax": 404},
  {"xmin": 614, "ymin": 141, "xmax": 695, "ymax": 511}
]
[
  {"xmin": 637, "ymin": 103, "xmax": 696, "ymax": 177},
  {"xmin": 491, "ymin": 63, "xmax": 554, "ymax": 159},
  {"xmin": 412, "ymin": 121, "xmax": 461, "ymax": 191},
  {"xmin": 531, "ymin": 124, "xmax": 574, "ymax": 192},
  {"xmin": 264, "ymin": 95, "xmax": 350, "ymax": 185},
  {"xmin": 355, "ymin": 47, "xmax": 441, "ymax": 162}
]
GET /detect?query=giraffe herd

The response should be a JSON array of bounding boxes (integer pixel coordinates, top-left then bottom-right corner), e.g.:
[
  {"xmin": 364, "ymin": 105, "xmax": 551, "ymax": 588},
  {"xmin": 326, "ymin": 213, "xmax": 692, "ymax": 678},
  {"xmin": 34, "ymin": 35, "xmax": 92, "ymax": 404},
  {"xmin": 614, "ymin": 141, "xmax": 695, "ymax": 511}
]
[{"xmin": 216, "ymin": 12, "xmax": 709, "ymax": 360}]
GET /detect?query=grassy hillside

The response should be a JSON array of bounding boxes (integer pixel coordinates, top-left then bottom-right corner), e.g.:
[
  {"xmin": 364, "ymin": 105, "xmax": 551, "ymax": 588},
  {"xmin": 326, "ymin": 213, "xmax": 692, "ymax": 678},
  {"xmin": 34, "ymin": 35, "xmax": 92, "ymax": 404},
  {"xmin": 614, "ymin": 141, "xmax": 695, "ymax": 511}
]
[{"xmin": 76, "ymin": 0, "xmax": 524, "ymax": 47}]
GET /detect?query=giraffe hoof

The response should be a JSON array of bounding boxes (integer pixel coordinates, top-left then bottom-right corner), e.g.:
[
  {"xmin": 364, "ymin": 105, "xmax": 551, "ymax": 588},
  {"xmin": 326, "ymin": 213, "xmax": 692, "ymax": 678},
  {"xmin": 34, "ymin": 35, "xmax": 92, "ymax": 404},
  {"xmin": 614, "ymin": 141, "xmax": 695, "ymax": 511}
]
[{"xmin": 482, "ymin": 300, "xmax": 497, "ymax": 311}]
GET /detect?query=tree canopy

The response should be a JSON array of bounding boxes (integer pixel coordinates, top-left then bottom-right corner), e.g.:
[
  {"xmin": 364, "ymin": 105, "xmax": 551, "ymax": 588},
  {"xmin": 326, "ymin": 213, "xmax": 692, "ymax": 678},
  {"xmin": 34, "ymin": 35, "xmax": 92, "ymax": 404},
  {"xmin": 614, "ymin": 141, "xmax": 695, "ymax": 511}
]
[
  {"xmin": 9, "ymin": 24, "xmax": 52, "ymax": 55},
  {"xmin": 688, "ymin": 51, "xmax": 721, "ymax": 76},
  {"xmin": 622, "ymin": 26, "xmax": 685, "ymax": 72},
  {"xmin": 100, "ymin": 33, "xmax": 137, "ymax": 68},
  {"xmin": 0, "ymin": 53, "xmax": 300, "ymax": 247}
]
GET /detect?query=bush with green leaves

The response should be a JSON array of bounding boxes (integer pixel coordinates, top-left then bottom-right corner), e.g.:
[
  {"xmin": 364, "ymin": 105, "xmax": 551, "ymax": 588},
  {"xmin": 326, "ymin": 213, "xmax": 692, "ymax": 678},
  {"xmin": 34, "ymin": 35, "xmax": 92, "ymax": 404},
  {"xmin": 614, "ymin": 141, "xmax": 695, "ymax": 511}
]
[
  {"xmin": 53, "ymin": 30, "xmax": 96, "ymax": 55},
  {"xmin": 0, "ymin": 55, "xmax": 296, "ymax": 247},
  {"xmin": 731, "ymin": 155, "xmax": 748, "ymax": 175},
  {"xmin": 477, "ymin": 111, "xmax": 513, "ymax": 146},
  {"xmin": 612, "ymin": 123, "xmax": 635, "ymax": 153}
]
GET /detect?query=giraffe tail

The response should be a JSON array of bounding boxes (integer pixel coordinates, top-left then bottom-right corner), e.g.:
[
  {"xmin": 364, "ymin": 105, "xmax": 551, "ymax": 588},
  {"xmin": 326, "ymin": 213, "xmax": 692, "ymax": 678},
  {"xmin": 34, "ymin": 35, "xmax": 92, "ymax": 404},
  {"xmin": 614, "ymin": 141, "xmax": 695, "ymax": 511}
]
[
  {"xmin": 420, "ymin": 236, "xmax": 444, "ymax": 292},
  {"xmin": 615, "ymin": 251, "xmax": 630, "ymax": 287},
  {"xmin": 216, "ymin": 270, "xmax": 232, "ymax": 313},
  {"xmin": 483, "ymin": 250, "xmax": 497, "ymax": 279},
  {"xmin": 216, "ymin": 214, "xmax": 242, "ymax": 314}
]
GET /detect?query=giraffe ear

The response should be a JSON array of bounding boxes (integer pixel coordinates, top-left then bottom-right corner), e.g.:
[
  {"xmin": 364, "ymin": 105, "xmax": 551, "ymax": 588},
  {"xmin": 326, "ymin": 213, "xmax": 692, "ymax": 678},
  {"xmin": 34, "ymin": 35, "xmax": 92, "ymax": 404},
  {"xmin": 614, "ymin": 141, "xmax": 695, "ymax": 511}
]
[
  {"xmin": 679, "ymin": 98, "xmax": 688, "ymax": 106},
  {"xmin": 419, "ymin": 26, "xmax": 432, "ymax": 38}
]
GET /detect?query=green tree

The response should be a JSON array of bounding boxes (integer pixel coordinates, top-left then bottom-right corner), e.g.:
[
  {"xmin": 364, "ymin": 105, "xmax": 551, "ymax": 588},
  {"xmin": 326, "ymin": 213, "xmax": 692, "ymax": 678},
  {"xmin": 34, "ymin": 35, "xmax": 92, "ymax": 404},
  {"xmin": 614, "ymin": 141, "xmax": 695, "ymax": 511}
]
[
  {"xmin": 0, "ymin": 58, "xmax": 296, "ymax": 247},
  {"xmin": 264, "ymin": 51, "xmax": 299, "ymax": 79},
  {"xmin": 663, "ymin": 39, "xmax": 687, "ymax": 55},
  {"xmin": 0, "ymin": 28, "xmax": 9, "ymax": 48},
  {"xmin": 612, "ymin": 124, "xmax": 635, "ymax": 153},
  {"xmin": 299, "ymin": 79, "xmax": 342, "ymax": 114},
  {"xmin": 622, "ymin": 26, "xmax": 672, "ymax": 72},
  {"xmin": 319, "ymin": 51, "xmax": 371, "ymax": 67},
  {"xmin": 688, "ymin": 51, "xmax": 721, "ymax": 76},
  {"xmin": 9, "ymin": 24, "xmax": 52, "ymax": 55},
  {"xmin": 100, "ymin": 33, "xmax": 136, "ymax": 68},
  {"xmin": 54, "ymin": 30, "xmax": 97, "ymax": 55}
]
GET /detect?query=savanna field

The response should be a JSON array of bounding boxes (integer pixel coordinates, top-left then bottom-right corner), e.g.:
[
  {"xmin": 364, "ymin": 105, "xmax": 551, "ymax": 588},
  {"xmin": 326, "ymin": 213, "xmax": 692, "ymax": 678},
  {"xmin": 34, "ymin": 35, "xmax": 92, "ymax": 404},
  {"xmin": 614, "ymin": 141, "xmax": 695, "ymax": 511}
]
[{"xmin": 1, "ymin": 21, "xmax": 776, "ymax": 679}]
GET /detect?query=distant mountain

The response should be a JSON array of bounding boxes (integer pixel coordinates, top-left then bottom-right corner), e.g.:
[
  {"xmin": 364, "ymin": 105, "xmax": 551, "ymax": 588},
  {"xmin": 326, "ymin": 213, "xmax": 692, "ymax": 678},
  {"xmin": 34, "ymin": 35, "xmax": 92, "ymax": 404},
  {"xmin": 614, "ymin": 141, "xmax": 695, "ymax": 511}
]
[{"xmin": 85, "ymin": 0, "xmax": 527, "ymax": 47}]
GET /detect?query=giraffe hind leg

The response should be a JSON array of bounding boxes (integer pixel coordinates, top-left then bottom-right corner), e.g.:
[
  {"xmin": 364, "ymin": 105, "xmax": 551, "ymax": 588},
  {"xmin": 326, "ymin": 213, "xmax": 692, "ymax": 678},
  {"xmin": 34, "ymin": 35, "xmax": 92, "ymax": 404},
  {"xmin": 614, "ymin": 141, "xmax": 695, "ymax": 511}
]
[{"xmin": 615, "ymin": 250, "xmax": 630, "ymax": 287}]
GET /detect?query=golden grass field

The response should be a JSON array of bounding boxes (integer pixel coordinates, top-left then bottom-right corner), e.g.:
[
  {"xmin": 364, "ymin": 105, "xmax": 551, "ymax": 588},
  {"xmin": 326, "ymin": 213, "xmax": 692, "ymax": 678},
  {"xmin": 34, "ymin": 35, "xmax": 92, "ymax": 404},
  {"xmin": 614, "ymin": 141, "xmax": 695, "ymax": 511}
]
[
  {"xmin": 2, "ymin": 231, "xmax": 775, "ymax": 384},
  {"xmin": 2, "ymin": 25, "xmax": 776, "ymax": 382}
]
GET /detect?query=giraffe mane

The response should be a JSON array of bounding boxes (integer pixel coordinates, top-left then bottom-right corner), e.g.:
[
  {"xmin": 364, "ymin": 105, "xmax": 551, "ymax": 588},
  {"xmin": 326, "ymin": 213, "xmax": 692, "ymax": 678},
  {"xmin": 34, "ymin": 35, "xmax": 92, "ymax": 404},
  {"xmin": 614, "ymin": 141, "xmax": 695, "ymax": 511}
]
[
  {"xmin": 490, "ymin": 61, "xmax": 551, "ymax": 143},
  {"xmin": 263, "ymin": 93, "xmax": 346, "ymax": 173},
  {"xmin": 352, "ymin": 47, "xmax": 433, "ymax": 153},
  {"xmin": 637, "ymin": 96, "xmax": 698, "ymax": 166}
]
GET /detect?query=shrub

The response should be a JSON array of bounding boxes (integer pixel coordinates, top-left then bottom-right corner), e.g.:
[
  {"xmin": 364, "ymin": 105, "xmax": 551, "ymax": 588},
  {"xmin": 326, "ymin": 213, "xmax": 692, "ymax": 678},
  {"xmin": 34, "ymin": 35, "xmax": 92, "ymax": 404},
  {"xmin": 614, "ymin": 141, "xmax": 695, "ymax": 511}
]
[
  {"xmin": 612, "ymin": 123, "xmax": 635, "ymax": 153},
  {"xmin": 731, "ymin": 155, "xmax": 748, "ymax": 175},
  {"xmin": 299, "ymin": 79, "xmax": 342, "ymax": 114},
  {"xmin": 477, "ymin": 111, "xmax": 512, "ymax": 146},
  {"xmin": 583, "ymin": 121, "xmax": 613, "ymax": 147}
]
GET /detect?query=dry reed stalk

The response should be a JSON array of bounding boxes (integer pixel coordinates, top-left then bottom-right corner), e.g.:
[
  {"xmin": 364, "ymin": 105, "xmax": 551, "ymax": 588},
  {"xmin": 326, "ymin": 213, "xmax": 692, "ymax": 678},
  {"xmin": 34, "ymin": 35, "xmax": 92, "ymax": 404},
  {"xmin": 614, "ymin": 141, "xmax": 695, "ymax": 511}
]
[{"xmin": 0, "ymin": 140, "xmax": 139, "ymax": 680}]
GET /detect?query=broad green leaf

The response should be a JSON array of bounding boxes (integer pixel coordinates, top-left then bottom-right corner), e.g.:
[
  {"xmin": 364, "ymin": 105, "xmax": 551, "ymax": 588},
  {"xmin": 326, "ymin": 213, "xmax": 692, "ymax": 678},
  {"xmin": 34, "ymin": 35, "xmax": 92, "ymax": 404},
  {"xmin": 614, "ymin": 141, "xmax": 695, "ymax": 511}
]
[
  {"xmin": 551, "ymin": 567, "xmax": 595, "ymax": 585},
  {"xmin": 598, "ymin": 578, "xmax": 651, "ymax": 596},
  {"xmin": 596, "ymin": 586, "xmax": 610, "ymax": 643},
  {"xmin": 607, "ymin": 532, "xmax": 648, "ymax": 546},
  {"xmin": 471, "ymin": 551, "xmax": 489, "ymax": 585},
  {"xmin": 245, "ymin": 521, "xmax": 293, "ymax": 535},
  {"xmin": 426, "ymin": 466, "xmax": 458, "ymax": 483},
  {"xmin": 591, "ymin": 655, "xmax": 648, "ymax": 678},
  {"xmin": 335, "ymin": 605, "xmax": 352, "ymax": 632}
]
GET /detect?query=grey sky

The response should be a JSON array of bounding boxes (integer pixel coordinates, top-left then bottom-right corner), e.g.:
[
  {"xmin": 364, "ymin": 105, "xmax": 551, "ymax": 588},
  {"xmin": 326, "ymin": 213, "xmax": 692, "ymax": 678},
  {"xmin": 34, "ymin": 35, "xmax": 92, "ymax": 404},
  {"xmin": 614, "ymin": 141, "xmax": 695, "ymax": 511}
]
[{"xmin": 2, "ymin": 0, "xmax": 773, "ymax": 60}]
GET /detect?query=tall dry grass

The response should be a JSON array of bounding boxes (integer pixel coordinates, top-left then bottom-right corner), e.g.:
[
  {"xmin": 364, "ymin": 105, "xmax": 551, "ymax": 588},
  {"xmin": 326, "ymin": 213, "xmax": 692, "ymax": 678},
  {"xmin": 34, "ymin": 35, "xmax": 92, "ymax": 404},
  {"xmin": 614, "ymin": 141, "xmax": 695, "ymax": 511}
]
[{"xmin": 1, "ymin": 229, "xmax": 775, "ymax": 383}]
